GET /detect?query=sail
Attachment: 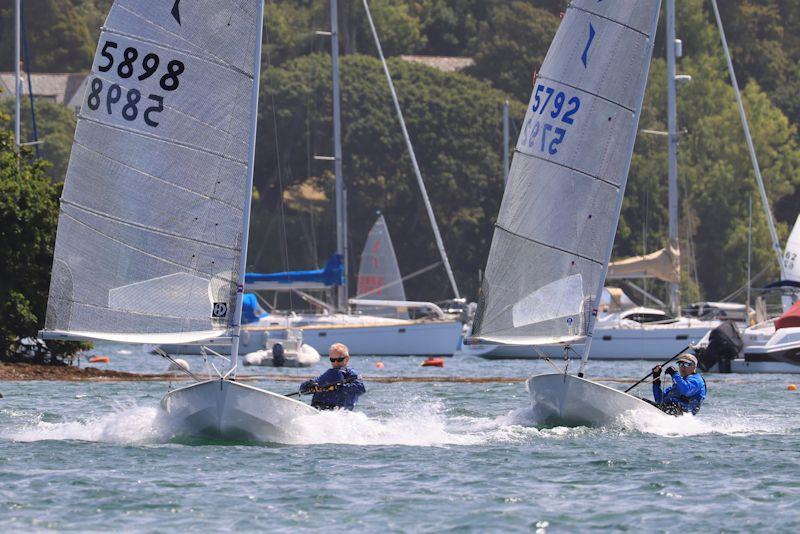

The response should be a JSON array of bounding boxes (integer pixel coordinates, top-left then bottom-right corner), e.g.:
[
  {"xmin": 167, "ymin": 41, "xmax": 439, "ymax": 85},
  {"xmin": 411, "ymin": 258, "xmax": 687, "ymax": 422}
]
[
  {"xmin": 472, "ymin": 0, "xmax": 661, "ymax": 345},
  {"xmin": 42, "ymin": 0, "xmax": 262, "ymax": 343},
  {"xmin": 784, "ymin": 214, "xmax": 800, "ymax": 282},
  {"xmin": 356, "ymin": 215, "xmax": 408, "ymax": 318}
]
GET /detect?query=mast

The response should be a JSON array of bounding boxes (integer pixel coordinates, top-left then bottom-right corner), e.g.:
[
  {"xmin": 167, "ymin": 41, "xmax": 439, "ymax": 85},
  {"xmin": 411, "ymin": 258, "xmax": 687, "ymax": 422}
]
[
  {"xmin": 503, "ymin": 100, "xmax": 509, "ymax": 185},
  {"xmin": 710, "ymin": 0, "xmax": 786, "ymax": 282},
  {"xmin": 577, "ymin": 3, "xmax": 661, "ymax": 378},
  {"xmin": 331, "ymin": 0, "xmax": 348, "ymax": 311},
  {"xmin": 230, "ymin": 0, "xmax": 266, "ymax": 375},
  {"xmin": 666, "ymin": 0, "xmax": 681, "ymax": 317},
  {"xmin": 14, "ymin": 0, "xmax": 21, "ymax": 148}
]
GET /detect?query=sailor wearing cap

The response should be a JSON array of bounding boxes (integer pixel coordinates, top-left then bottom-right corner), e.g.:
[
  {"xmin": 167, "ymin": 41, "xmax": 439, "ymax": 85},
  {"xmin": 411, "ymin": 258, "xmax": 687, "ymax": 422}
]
[{"xmin": 650, "ymin": 354, "xmax": 707, "ymax": 415}]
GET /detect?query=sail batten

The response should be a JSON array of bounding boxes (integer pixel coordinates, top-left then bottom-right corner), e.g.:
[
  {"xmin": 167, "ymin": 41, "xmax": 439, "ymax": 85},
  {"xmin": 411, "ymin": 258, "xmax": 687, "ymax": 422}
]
[
  {"xmin": 44, "ymin": 0, "xmax": 261, "ymax": 342},
  {"xmin": 492, "ymin": 224, "xmax": 605, "ymax": 266},
  {"xmin": 472, "ymin": 0, "xmax": 661, "ymax": 346}
]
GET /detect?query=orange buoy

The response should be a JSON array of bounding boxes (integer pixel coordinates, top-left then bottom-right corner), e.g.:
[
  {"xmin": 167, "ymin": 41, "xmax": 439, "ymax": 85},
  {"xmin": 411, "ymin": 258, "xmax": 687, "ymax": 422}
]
[
  {"xmin": 88, "ymin": 355, "xmax": 110, "ymax": 364},
  {"xmin": 421, "ymin": 357, "xmax": 444, "ymax": 368},
  {"xmin": 375, "ymin": 361, "xmax": 385, "ymax": 369},
  {"xmin": 789, "ymin": 384, "xmax": 798, "ymax": 391}
]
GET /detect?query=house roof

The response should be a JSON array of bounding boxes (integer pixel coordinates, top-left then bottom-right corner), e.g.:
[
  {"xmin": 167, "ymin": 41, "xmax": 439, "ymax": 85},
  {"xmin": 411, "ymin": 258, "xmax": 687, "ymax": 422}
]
[
  {"xmin": 399, "ymin": 55, "xmax": 474, "ymax": 73},
  {"xmin": 0, "ymin": 72, "xmax": 89, "ymax": 108}
]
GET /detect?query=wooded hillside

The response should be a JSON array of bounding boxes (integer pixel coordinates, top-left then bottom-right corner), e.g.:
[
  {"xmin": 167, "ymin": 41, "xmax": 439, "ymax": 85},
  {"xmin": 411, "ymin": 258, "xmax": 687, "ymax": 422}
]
[{"xmin": 1, "ymin": 0, "xmax": 798, "ymax": 306}]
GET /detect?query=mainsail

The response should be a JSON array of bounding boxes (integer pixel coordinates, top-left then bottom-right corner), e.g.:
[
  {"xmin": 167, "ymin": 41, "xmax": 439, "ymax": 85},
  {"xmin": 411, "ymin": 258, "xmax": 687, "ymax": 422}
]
[
  {"xmin": 356, "ymin": 215, "xmax": 409, "ymax": 318},
  {"xmin": 43, "ymin": 0, "xmax": 261, "ymax": 343},
  {"xmin": 472, "ymin": 0, "xmax": 661, "ymax": 345},
  {"xmin": 784, "ymin": 215, "xmax": 800, "ymax": 282}
]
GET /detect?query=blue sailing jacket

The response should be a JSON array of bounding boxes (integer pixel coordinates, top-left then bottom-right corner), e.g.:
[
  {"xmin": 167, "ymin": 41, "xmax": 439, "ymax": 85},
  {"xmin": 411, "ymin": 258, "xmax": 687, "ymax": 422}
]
[
  {"xmin": 301, "ymin": 367, "xmax": 365, "ymax": 410},
  {"xmin": 653, "ymin": 372, "xmax": 706, "ymax": 414}
]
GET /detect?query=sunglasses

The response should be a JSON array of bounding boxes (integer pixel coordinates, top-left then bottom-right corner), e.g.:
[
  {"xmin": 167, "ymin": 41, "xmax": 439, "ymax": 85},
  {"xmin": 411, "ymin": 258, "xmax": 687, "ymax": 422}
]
[
  {"xmin": 329, "ymin": 357, "xmax": 346, "ymax": 363},
  {"xmin": 678, "ymin": 361, "xmax": 694, "ymax": 368}
]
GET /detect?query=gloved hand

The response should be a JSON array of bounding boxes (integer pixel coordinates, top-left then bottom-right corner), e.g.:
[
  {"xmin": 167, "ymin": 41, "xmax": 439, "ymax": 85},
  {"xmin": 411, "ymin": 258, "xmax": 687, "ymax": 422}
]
[
  {"xmin": 651, "ymin": 365, "xmax": 662, "ymax": 379},
  {"xmin": 665, "ymin": 366, "xmax": 677, "ymax": 377},
  {"xmin": 300, "ymin": 380, "xmax": 319, "ymax": 394}
]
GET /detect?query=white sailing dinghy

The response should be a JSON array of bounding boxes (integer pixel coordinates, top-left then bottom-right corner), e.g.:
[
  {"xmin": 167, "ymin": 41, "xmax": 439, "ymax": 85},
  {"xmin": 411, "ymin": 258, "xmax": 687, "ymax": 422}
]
[
  {"xmin": 470, "ymin": 0, "xmax": 667, "ymax": 427},
  {"xmin": 41, "ymin": 0, "xmax": 316, "ymax": 440}
]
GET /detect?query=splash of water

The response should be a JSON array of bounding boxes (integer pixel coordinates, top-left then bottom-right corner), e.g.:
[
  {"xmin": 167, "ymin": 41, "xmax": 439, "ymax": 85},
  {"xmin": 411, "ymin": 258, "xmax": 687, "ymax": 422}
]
[
  {"xmin": 616, "ymin": 407, "xmax": 793, "ymax": 437},
  {"xmin": 282, "ymin": 399, "xmax": 488, "ymax": 446},
  {"xmin": 9, "ymin": 405, "xmax": 172, "ymax": 444}
]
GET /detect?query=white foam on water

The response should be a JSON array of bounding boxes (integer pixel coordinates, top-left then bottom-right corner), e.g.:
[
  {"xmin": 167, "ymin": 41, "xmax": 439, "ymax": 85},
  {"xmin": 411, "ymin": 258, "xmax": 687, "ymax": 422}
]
[
  {"xmin": 617, "ymin": 407, "xmax": 794, "ymax": 437},
  {"xmin": 283, "ymin": 399, "xmax": 487, "ymax": 446},
  {"xmin": 9, "ymin": 405, "xmax": 171, "ymax": 444}
]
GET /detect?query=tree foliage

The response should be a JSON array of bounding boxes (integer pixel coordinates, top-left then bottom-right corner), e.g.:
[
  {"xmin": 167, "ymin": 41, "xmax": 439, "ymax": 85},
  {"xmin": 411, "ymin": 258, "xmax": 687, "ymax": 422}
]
[
  {"xmin": 2, "ymin": 0, "xmax": 800, "ymax": 310},
  {"xmin": 256, "ymin": 54, "xmax": 523, "ymax": 300},
  {"xmin": 0, "ymin": 0, "xmax": 97, "ymax": 72},
  {"xmin": 0, "ymin": 98, "xmax": 77, "ymax": 182},
  {"xmin": 0, "ymin": 127, "xmax": 60, "ymax": 356}
]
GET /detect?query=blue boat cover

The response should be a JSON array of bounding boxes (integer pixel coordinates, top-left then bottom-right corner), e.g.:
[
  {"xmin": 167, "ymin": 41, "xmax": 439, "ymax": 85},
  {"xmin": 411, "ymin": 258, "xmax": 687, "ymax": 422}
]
[
  {"xmin": 241, "ymin": 293, "xmax": 269, "ymax": 324},
  {"xmin": 245, "ymin": 254, "xmax": 344, "ymax": 287},
  {"xmin": 762, "ymin": 280, "xmax": 800, "ymax": 289}
]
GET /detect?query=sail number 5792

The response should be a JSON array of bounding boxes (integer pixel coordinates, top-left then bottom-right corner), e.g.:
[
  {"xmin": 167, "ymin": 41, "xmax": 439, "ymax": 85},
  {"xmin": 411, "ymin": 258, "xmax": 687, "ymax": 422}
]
[{"xmin": 520, "ymin": 84, "xmax": 581, "ymax": 155}]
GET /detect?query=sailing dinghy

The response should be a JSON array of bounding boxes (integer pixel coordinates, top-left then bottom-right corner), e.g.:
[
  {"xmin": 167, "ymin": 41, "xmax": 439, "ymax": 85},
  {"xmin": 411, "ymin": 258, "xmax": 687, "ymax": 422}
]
[
  {"xmin": 471, "ymin": 0, "xmax": 667, "ymax": 426},
  {"xmin": 40, "ymin": 0, "xmax": 317, "ymax": 440}
]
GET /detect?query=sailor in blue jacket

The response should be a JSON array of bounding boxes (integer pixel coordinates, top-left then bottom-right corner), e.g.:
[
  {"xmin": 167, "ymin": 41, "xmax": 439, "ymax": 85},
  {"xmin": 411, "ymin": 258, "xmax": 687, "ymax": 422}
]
[
  {"xmin": 651, "ymin": 353, "xmax": 706, "ymax": 415},
  {"xmin": 300, "ymin": 343, "xmax": 365, "ymax": 410}
]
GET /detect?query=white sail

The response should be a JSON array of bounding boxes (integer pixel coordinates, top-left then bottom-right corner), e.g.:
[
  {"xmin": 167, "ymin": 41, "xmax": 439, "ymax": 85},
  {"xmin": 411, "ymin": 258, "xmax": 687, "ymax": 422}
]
[
  {"xmin": 784, "ymin": 215, "xmax": 800, "ymax": 282},
  {"xmin": 356, "ymin": 214, "xmax": 408, "ymax": 318},
  {"xmin": 472, "ymin": 0, "xmax": 661, "ymax": 345},
  {"xmin": 43, "ymin": 0, "xmax": 262, "ymax": 343}
]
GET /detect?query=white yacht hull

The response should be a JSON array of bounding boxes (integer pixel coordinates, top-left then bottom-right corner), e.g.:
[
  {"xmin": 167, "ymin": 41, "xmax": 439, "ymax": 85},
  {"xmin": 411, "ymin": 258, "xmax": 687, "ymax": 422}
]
[
  {"xmin": 476, "ymin": 322, "xmax": 716, "ymax": 360},
  {"xmin": 161, "ymin": 318, "xmax": 464, "ymax": 357},
  {"xmin": 526, "ymin": 373, "xmax": 667, "ymax": 427},
  {"xmin": 161, "ymin": 379, "xmax": 317, "ymax": 441},
  {"xmin": 724, "ymin": 326, "xmax": 800, "ymax": 374}
]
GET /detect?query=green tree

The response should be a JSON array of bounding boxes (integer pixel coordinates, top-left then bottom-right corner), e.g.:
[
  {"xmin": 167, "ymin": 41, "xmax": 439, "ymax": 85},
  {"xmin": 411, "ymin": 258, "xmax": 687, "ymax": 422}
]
[
  {"xmin": 0, "ymin": 99, "xmax": 77, "ymax": 182},
  {"xmin": 0, "ymin": 0, "xmax": 95, "ymax": 72},
  {"xmin": 467, "ymin": 2, "xmax": 560, "ymax": 102},
  {"xmin": 255, "ymin": 53, "xmax": 524, "ymax": 299},
  {"xmin": 0, "ymin": 127, "xmax": 62, "ymax": 357}
]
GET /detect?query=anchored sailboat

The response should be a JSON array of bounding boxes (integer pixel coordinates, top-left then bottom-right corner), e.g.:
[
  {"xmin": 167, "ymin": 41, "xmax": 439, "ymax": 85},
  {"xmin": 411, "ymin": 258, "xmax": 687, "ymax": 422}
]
[
  {"xmin": 41, "ymin": 0, "xmax": 316, "ymax": 440},
  {"xmin": 471, "ymin": 0, "xmax": 667, "ymax": 426}
]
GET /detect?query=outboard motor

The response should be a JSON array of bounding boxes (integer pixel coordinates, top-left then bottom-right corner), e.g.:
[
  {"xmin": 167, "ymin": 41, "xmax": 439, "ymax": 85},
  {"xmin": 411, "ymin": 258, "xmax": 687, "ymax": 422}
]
[
  {"xmin": 271, "ymin": 342, "xmax": 286, "ymax": 367},
  {"xmin": 697, "ymin": 320, "xmax": 743, "ymax": 373}
]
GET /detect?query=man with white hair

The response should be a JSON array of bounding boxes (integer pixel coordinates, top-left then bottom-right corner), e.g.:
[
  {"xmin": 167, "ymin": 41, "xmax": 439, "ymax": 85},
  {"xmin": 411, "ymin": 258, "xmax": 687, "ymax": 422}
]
[
  {"xmin": 650, "ymin": 353, "xmax": 707, "ymax": 415},
  {"xmin": 300, "ymin": 343, "xmax": 365, "ymax": 410}
]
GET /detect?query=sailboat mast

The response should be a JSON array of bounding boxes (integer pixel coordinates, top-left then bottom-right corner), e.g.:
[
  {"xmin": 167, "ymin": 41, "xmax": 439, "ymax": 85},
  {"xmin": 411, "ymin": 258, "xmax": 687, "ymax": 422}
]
[
  {"xmin": 578, "ymin": 2, "xmax": 662, "ymax": 377},
  {"xmin": 331, "ymin": 0, "xmax": 348, "ymax": 311},
  {"xmin": 230, "ymin": 0, "xmax": 266, "ymax": 374},
  {"xmin": 666, "ymin": 0, "xmax": 681, "ymax": 317},
  {"xmin": 503, "ymin": 100, "xmax": 509, "ymax": 185},
  {"xmin": 14, "ymin": 0, "xmax": 20, "ymax": 147}
]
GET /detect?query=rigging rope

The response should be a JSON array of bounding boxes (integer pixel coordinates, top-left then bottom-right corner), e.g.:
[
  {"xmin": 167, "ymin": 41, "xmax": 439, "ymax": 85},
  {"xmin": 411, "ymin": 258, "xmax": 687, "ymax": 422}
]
[{"xmin": 264, "ymin": 2, "xmax": 295, "ymax": 313}]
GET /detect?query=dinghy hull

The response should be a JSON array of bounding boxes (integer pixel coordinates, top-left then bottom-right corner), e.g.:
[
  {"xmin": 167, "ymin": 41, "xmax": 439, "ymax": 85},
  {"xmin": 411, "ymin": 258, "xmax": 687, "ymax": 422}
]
[
  {"xmin": 526, "ymin": 373, "xmax": 666, "ymax": 427},
  {"xmin": 161, "ymin": 379, "xmax": 317, "ymax": 441}
]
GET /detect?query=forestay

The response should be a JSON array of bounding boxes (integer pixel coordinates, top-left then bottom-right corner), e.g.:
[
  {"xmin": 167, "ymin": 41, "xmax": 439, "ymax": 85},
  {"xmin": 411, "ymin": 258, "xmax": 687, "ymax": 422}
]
[
  {"xmin": 356, "ymin": 215, "xmax": 408, "ymax": 318},
  {"xmin": 472, "ymin": 0, "xmax": 661, "ymax": 345},
  {"xmin": 43, "ymin": 0, "xmax": 261, "ymax": 343}
]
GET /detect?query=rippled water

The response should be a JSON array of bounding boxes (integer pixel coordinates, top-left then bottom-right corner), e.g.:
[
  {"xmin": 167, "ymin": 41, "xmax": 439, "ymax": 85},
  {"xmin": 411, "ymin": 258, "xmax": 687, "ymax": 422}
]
[{"xmin": 2, "ymin": 345, "xmax": 800, "ymax": 531}]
